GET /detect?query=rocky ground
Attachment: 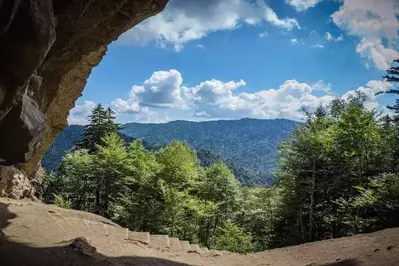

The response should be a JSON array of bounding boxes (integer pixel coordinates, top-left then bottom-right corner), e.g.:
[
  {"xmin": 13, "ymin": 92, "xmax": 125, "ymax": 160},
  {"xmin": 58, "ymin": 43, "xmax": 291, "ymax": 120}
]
[{"xmin": 0, "ymin": 197, "xmax": 398, "ymax": 266}]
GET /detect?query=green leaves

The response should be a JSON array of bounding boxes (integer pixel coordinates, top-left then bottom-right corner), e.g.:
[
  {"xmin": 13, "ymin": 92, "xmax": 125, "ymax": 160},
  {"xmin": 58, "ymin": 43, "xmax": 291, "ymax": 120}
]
[
  {"xmin": 274, "ymin": 94, "xmax": 399, "ymax": 247},
  {"xmin": 214, "ymin": 222, "xmax": 254, "ymax": 253},
  {"xmin": 44, "ymin": 91, "xmax": 399, "ymax": 253},
  {"xmin": 77, "ymin": 104, "xmax": 120, "ymax": 153}
]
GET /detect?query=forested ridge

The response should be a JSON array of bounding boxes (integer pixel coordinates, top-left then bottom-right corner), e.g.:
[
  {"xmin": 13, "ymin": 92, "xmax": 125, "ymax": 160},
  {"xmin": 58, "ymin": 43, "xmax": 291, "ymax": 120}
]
[
  {"xmin": 40, "ymin": 61, "xmax": 399, "ymax": 253},
  {"xmin": 43, "ymin": 118, "xmax": 297, "ymax": 185}
]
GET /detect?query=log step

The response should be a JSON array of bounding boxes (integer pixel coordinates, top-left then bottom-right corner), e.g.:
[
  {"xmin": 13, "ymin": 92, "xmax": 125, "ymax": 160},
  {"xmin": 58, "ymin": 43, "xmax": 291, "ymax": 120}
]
[
  {"xmin": 180, "ymin": 240, "xmax": 191, "ymax": 252},
  {"xmin": 190, "ymin": 244, "xmax": 201, "ymax": 253},
  {"xmin": 201, "ymin": 247, "xmax": 209, "ymax": 253},
  {"xmin": 169, "ymin": 237, "xmax": 181, "ymax": 250},
  {"xmin": 150, "ymin": 234, "xmax": 170, "ymax": 249},
  {"xmin": 128, "ymin": 231, "xmax": 150, "ymax": 245}
]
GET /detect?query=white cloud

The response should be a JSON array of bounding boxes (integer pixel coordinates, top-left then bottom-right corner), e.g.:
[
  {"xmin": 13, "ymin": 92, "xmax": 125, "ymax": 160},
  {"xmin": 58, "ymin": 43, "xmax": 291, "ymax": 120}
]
[
  {"xmin": 69, "ymin": 71, "xmax": 393, "ymax": 124},
  {"xmin": 196, "ymin": 44, "xmax": 205, "ymax": 49},
  {"xmin": 111, "ymin": 69, "xmax": 338, "ymax": 121},
  {"xmin": 128, "ymin": 69, "xmax": 187, "ymax": 108},
  {"xmin": 291, "ymin": 38, "xmax": 298, "ymax": 44},
  {"xmin": 310, "ymin": 44, "xmax": 324, "ymax": 49},
  {"xmin": 134, "ymin": 107, "xmax": 171, "ymax": 124},
  {"xmin": 342, "ymin": 80, "xmax": 393, "ymax": 109},
  {"xmin": 111, "ymin": 98, "xmax": 141, "ymax": 114},
  {"xmin": 185, "ymin": 76, "xmax": 334, "ymax": 121},
  {"xmin": 118, "ymin": 0, "xmax": 300, "ymax": 51},
  {"xmin": 356, "ymin": 38, "xmax": 399, "ymax": 70},
  {"xmin": 68, "ymin": 101, "xmax": 97, "ymax": 125},
  {"xmin": 194, "ymin": 111, "xmax": 212, "ymax": 118},
  {"xmin": 258, "ymin": 31, "xmax": 268, "ymax": 38},
  {"xmin": 286, "ymin": 0, "xmax": 323, "ymax": 11},
  {"xmin": 331, "ymin": 0, "xmax": 399, "ymax": 70},
  {"xmin": 312, "ymin": 80, "xmax": 332, "ymax": 93},
  {"xmin": 331, "ymin": 0, "xmax": 399, "ymax": 39},
  {"xmin": 325, "ymin": 32, "xmax": 344, "ymax": 42}
]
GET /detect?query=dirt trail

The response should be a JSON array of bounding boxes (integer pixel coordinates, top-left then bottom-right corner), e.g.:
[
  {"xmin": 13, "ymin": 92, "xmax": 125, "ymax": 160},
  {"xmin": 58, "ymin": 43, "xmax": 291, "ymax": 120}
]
[{"xmin": 0, "ymin": 197, "xmax": 398, "ymax": 266}]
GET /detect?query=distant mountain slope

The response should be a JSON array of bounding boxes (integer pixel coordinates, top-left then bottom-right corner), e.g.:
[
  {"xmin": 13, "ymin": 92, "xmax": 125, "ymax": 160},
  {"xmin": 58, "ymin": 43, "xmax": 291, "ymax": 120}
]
[
  {"xmin": 42, "ymin": 125, "xmax": 84, "ymax": 170},
  {"xmin": 121, "ymin": 118, "xmax": 296, "ymax": 184},
  {"xmin": 42, "ymin": 118, "xmax": 297, "ymax": 185}
]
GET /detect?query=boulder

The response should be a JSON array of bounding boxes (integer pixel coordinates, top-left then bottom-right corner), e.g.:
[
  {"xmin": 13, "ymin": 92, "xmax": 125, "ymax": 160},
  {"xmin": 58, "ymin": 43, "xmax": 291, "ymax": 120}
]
[{"xmin": 0, "ymin": 166, "xmax": 31, "ymax": 199}]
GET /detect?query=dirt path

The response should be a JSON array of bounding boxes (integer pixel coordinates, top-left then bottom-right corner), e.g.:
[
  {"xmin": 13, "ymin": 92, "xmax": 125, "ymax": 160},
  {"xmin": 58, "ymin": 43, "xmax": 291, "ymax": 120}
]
[{"xmin": 1, "ymin": 197, "xmax": 398, "ymax": 266}]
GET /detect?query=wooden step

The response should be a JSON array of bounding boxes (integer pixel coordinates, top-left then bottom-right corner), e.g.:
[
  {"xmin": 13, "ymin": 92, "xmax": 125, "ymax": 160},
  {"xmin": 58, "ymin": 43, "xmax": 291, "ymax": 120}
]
[
  {"xmin": 190, "ymin": 244, "xmax": 201, "ymax": 253},
  {"xmin": 105, "ymin": 224, "xmax": 126, "ymax": 240},
  {"xmin": 128, "ymin": 231, "xmax": 150, "ymax": 245},
  {"xmin": 201, "ymin": 247, "xmax": 209, "ymax": 253},
  {"xmin": 169, "ymin": 237, "xmax": 181, "ymax": 250},
  {"xmin": 86, "ymin": 221, "xmax": 109, "ymax": 236},
  {"xmin": 150, "ymin": 234, "xmax": 170, "ymax": 249},
  {"xmin": 46, "ymin": 211, "xmax": 79, "ymax": 240},
  {"xmin": 66, "ymin": 217, "xmax": 93, "ymax": 237},
  {"xmin": 180, "ymin": 240, "xmax": 191, "ymax": 252}
]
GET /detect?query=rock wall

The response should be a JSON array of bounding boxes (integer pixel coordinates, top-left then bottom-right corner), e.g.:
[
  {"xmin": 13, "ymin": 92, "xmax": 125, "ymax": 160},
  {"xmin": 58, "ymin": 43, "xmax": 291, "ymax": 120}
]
[{"xmin": 0, "ymin": 0, "xmax": 168, "ymax": 199}]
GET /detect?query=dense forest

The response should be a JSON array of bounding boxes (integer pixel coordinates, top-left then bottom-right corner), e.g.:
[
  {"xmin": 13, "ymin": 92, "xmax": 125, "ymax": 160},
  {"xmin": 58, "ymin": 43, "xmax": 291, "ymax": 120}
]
[
  {"xmin": 40, "ymin": 61, "xmax": 399, "ymax": 253},
  {"xmin": 42, "ymin": 118, "xmax": 297, "ymax": 186}
]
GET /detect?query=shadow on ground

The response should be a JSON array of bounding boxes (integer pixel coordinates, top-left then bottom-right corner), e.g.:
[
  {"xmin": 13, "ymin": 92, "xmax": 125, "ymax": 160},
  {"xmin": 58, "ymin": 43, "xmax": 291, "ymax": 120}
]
[
  {"xmin": 0, "ymin": 202, "xmax": 190, "ymax": 266},
  {"xmin": 321, "ymin": 259, "xmax": 361, "ymax": 266}
]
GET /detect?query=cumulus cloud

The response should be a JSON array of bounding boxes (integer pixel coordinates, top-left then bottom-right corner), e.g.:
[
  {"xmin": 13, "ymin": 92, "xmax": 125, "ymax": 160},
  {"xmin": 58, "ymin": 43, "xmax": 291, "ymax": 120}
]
[
  {"xmin": 204, "ymin": 79, "xmax": 335, "ymax": 121},
  {"xmin": 342, "ymin": 80, "xmax": 393, "ymax": 109},
  {"xmin": 118, "ymin": 0, "xmax": 300, "ymax": 51},
  {"xmin": 291, "ymin": 38, "xmax": 298, "ymax": 44},
  {"xmin": 331, "ymin": 0, "xmax": 399, "ymax": 70},
  {"xmin": 134, "ymin": 107, "xmax": 171, "ymax": 124},
  {"xmin": 194, "ymin": 111, "xmax": 212, "ymax": 118},
  {"xmin": 68, "ymin": 101, "xmax": 96, "ymax": 125},
  {"xmin": 331, "ymin": 0, "xmax": 399, "ymax": 39},
  {"xmin": 111, "ymin": 98, "xmax": 141, "ymax": 114},
  {"xmin": 69, "ymin": 71, "xmax": 392, "ymax": 124},
  {"xmin": 124, "ymin": 69, "xmax": 188, "ymax": 108},
  {"xmin": 325, "ymin": 32, "xmax": 344, "ymax": 42},
  {"xmin": 285, "ymin": 0, "xmax": 323, "ymax": 11},
  {"xmin": 111, "ymin": 69, "xmax": 340, "ymax": 121},
  {"xmin": 356, "ymin": 38, "xmax": 399, "ymax": 70}
]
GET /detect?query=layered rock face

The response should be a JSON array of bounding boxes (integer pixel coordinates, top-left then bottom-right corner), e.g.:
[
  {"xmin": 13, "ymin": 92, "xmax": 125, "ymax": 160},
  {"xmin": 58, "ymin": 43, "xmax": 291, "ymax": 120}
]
[{"xmin": 0, "ymin": 0, "xmax": 168, "ymax": 199}]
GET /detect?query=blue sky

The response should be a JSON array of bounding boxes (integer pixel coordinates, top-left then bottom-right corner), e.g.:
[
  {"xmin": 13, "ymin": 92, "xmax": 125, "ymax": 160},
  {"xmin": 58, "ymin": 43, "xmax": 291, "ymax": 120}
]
[{"xmin": 68, "ymin": 0, "xmax": 399, "ymax": 125}]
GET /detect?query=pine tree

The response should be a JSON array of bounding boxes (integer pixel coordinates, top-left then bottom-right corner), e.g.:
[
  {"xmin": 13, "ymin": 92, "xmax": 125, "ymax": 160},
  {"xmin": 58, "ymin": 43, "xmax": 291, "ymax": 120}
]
[
  {"xmin": 376, "ymin": 59, "xmax": 399, "ymax": 111},
  {"xmin": 384, "ymin": 59, "xmax": 399, "ymax": 83},
  {"xmin": 94, "ymin": 133, "xmax": 130, "ymax": 217},
  {"xmin": 76, "ymin": 104, "xmax": 119, "ymax": 153}
]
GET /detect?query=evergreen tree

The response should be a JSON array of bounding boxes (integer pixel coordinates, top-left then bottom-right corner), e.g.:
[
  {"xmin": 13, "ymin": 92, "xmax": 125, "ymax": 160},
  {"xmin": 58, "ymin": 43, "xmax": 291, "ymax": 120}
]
[
  {"xmin": 94, "ymin": 133, "xmax": 130, "ymax": 216},
  {"xmin": 376, "ymin": 59, "xmax": 399, "ymax": 111},
  {"xmin": 76, "ymin": 104, "xmax": 120, "ymax": 153}
]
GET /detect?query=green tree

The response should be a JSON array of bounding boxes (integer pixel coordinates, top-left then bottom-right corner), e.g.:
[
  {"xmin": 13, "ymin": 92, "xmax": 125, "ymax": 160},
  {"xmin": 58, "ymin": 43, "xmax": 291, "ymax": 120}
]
[
  {"xmin": 214, "ymin": 222, "xmax": 254, "ymax": 253},
  {"xmin": 198, "ymin": 162, "xmax": 241, "ymax": 246},
  {"xmin": 113, "ymin": 140, "xmax": 164, "ymax": 232},
  {"xmin": 156, "ymin": 141, "xmax": 200, "ymax": 187},
  {"xmin": 57, "ymin": 149, "xmax": 96, "ymax": 212},
  {"xmin": 94, "ymin": 132, "xmax": 130, "ymax": 217},
  {"xmin": 238, "ymin": 187, "xmax": 281, "ymax": 251},
  {"xmin": 77, "ymin": 104, "xmax": 120, "ymax": 153},
  {"xmin": 274, "ymin": 95, "xmax": 388, "ymax": 246}
]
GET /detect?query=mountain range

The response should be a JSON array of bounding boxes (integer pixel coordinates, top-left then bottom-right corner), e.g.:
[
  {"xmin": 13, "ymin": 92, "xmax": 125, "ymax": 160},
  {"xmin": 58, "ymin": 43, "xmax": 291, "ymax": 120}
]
[{"xmin": 42, "ymin": 118, "xmax": 297, "ymax": 185}]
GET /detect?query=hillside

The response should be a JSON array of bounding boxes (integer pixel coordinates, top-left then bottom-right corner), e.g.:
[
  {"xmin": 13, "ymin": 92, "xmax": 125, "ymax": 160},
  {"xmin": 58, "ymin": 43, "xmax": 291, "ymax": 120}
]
[
  {"xmin": 42, "ymin": 118, "xmax": 297, "ymax": 185},
  {"xmin": 42, "ymin": 125, "xmax": 84, "ymax": 170},
  {"xmin": 121, "ymin": 118, "xmax": 296, "ymax": 184}
]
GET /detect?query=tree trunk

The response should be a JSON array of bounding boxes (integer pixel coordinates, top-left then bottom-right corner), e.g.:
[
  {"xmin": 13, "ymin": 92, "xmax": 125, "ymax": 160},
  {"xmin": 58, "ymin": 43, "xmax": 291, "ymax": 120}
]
[{"xmin": 309, "ymin": 158, "xmax": 316, "ymax": 242}]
